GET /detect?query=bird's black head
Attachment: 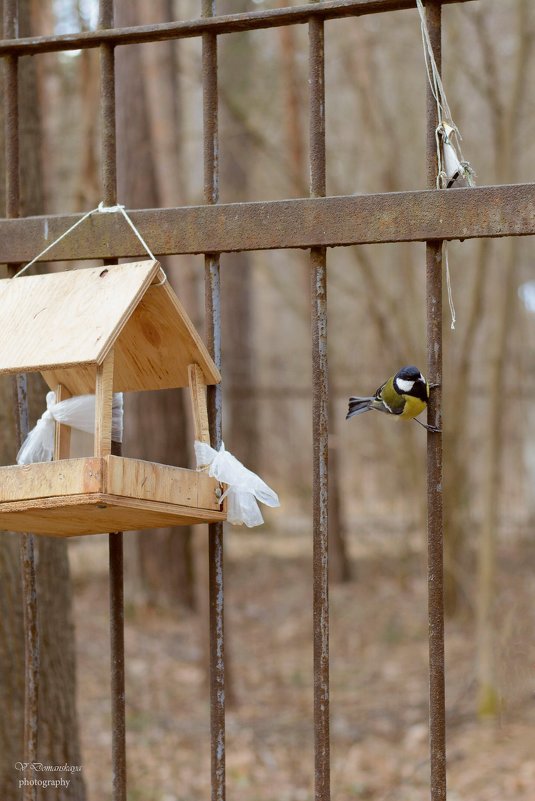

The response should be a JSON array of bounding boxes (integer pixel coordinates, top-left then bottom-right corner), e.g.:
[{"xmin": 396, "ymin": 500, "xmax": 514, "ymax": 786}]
[{"xmin": 394, "ymin": 365, "xmax": 428, "ymax": 401}]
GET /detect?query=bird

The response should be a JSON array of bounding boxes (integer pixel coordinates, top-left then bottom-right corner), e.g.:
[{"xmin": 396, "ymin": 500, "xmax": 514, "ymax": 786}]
[{"xmin": 346, "ymin": 365, "xmax": 440, "ymax": 432}]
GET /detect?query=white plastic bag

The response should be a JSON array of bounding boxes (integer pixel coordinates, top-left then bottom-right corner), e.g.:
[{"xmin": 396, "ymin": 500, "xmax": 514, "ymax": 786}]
[
  {"xmin": 17, "ymin": 391, "xmax": 124, "ymax": 465},
  {"xmin": 439, "ymin": 123, "xmax": 476, "ymax": 188},
  {"xmin": 194, "ymin": 441, "xmax": 280, "ymax": 527}
]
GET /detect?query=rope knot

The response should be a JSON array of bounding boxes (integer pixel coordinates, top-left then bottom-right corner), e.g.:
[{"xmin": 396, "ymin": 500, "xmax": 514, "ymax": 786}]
[{"xmin": 97, "ymin": 202, "xmax": 126, "ymax": 214}]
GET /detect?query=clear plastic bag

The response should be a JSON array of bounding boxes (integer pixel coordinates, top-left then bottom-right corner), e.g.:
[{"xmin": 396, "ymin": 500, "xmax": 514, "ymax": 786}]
[
  {"xmin": 194, "ymin": 441, "xmax": 280, "ymax": 527},
  {"xmin": 17, "ymin": 391, "xmax": 124, "ymax": 465}
]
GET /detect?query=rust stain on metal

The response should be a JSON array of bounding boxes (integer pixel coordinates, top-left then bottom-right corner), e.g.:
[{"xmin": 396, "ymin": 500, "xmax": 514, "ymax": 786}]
[
  {"xmin": 425, "ymin": 5, "xmax": 447, "ymax": 801},
  {"xmin": 108, "ymin": 530, "xmax": 127, "ymax": 801},
  {"xmin": 310, "ymin": 13, "xmax": 330, "ymax": 801},
  {"xmin": 4, "ymin": 55, "xmax": 19, "ymax": 217},
  {"xmin": 203, "ymin": 3, "xmax": 225, "ymax": 799},
  {"xmin": 99, "ymin": 0, "xmax": 117, "ymax": 208},
  {"xmin": 97, "ymin": 3, "xmax": 127, "ymax": 801}
]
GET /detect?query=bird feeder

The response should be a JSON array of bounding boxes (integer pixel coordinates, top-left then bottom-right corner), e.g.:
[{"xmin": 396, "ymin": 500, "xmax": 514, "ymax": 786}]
[{"xmin": 0, "ymin": 259, "xmax": 226, "ymax": 537}]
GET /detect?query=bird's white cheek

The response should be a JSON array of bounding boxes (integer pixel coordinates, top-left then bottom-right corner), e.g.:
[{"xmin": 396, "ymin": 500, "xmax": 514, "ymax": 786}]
[{"xmin": 396, "ymin": 378, "xmax": 415, "ymax": 392}]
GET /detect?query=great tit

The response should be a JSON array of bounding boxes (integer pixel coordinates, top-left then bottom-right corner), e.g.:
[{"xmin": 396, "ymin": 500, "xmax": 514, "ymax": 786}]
[{"xmin": 346, "ymin": 365, "xmax": 440, "ymax": 432}]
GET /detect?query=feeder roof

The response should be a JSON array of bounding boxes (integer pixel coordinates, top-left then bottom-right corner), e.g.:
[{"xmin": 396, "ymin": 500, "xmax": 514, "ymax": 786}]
[{"xmin": 0, "ymin": 260, "xmax": 220, "ymax": 395}]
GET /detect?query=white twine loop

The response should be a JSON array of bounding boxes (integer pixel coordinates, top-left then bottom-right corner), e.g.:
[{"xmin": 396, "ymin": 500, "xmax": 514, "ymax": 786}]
[
  {"xmin": 13, "ymin": 202, "xmax": 162, "ymax": 279},
  {"xmin": 194, "ymin": 441, "xmax": 280, "ymax": 528}
]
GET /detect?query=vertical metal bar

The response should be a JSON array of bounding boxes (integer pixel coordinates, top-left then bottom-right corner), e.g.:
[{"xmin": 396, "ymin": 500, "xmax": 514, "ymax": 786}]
[
  {"xmin": 99, "ymin": 3, "xmax": 126, "ymax": 801},
  {"xmin": 425, "ymin": 4, "xmax": 446, "ymax": 801},
  {"xmin": 99, "ymin": 0, "xmax": 117, "ymax": 207},
  {"xmin": 108, "ymin": 530, "xmax": 126, "ymax": 801},
  {"xmin": 4, "ymin": 47, "xmax": 19, "ymax": 216},
  {"xmin": 309, "ymin": 9, "xmax": 330, "ymax": 801},
  {"xmin": 202, "ymin": 2, "xmax": 225, "ymax": 800},
  {"xmin": 4, "ymin": 4, "xmax": 39, "ymax": 798}
]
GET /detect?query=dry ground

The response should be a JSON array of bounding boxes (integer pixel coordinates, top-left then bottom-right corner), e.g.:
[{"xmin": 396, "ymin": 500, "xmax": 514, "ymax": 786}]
[{"xmin": 70, "ymin": 525, "xmax": 535, "ymax": 801}]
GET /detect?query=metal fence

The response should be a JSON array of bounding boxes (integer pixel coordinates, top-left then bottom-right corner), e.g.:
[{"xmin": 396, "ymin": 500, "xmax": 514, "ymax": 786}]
[{"xmin": 1, "ymin": 1, "xmax": 533, "ymax": 800}]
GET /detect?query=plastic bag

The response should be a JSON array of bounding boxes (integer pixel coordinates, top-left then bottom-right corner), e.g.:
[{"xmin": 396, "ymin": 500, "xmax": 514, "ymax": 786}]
[
  {"xmin": 439, "ymin": 123, "xmax": 476, "ymax": 188},
  {"xmin": 194, "ymin": 441, "xmax": 280, "ymax": 527},
  {"xmin": 17, "ymin": 391, "xmax": 124, "ymax": 465}
]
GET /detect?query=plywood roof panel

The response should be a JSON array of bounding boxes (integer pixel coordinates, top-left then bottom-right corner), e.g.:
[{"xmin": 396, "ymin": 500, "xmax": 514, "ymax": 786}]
[{"xmin": 0, "ymin": 261, "xmax": 221, "ymax": 394}]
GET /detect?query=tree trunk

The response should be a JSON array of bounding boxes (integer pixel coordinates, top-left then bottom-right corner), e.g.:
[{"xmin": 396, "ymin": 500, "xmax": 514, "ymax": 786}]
[
  {"xmin": 115, "ymin": 0, "xmax": 195, "ymax": 611},
  {"xmin": 474, "ymin": 0, "xmax": 532, "ymax": 717},
  {"xmin": 443, "ymin": 239, "xmax": 489, "ymax": 617},
  {"xmin": 0, "ymin": 3, "xmax": 85, "ymax": 799},
  {"xmin": 219, "ymin": 3, "xmax": 259, "ymax": 474}
]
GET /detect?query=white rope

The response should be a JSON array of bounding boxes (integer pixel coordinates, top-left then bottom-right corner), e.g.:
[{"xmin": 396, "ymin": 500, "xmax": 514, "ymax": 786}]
[
  {"xmin": 416, "ymin": 0, "xmax": 474, "ymax": 331},
  {"xmin": 14, "ymin": 206, "xmax": 100, "ymax": 277},
  {"xmin": 444, "ymin": 242, "xmax": 456, "ymax": 330},
  {"xmin": 14, "ymin": 202, "xmax": 159, "ymax": 278},
  {"xmin": 416, "ymin": 0, "xmax": 452, "ymax": 123},
  {"xmin": 416, "ymin": 0, "xmax": 475, "ymax": 187}
]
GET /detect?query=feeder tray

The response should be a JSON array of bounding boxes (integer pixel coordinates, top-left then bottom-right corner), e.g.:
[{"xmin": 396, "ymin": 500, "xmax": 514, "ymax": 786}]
[{"xmin": 0, "ymin": 259, "xmax": 225, "ymax": 537}]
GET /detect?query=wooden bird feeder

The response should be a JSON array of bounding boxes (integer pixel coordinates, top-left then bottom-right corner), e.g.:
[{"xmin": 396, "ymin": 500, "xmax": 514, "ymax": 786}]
[{"xmin": 0, "ymin": 260, "xmax": 226, "ymax": 537}]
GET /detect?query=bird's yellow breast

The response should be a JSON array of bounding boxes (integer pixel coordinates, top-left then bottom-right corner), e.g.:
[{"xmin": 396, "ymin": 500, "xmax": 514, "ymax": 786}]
[{"xmin": 399, "ymin": 394, "xmax": 427, "ymax": 420}]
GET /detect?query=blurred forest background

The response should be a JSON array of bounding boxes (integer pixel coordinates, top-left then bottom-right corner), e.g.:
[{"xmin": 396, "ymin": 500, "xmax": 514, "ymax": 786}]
[{"xmin": 1, "ymin": 0, "xmax": 535, "ymax": 799}]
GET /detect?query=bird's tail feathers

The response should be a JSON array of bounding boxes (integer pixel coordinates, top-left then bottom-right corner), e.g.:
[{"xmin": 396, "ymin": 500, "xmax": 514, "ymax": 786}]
[{"xmin": 346, "ymin": 396, "xmax": 374, "ymax": 420}]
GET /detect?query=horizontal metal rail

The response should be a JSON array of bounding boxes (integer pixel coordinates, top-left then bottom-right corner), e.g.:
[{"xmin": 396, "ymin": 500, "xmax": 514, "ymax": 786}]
[
  {"xmin": 0, "ymin": 0, "xmax": 476, "ymax": 56},
  {"xmin": 0, "ymin": 183, "xmax": 533, "ymax": 263}
]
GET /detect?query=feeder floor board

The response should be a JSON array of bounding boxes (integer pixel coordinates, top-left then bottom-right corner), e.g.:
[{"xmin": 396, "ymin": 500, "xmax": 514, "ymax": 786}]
[{"xmin": 0, "ymin": 456, "xmax": 225, "ymax": 537}]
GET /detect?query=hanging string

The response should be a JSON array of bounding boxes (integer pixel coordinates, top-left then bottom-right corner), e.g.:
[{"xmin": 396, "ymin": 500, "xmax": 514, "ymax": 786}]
[
  {"xmin": 416, "ymin": 0, "xmax": 451, "ymax": 124},
  {"xmin": 416, "ymin": 0, "xmax": 471, "ymax": 331},
  {"xmin": 444, "ymin": 243, "xmax": 456, "ymax": 330},
  {"xmin": 415, "ymin": 0, "xmax": 475, "ymax": 190},
  {"xmin": 13, "ymin": 203, "xmax": 161, "ymax": 279}
]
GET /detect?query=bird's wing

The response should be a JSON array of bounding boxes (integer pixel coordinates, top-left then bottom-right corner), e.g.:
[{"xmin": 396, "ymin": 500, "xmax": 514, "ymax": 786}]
[
  {"xmin": 373, "ymin": 380, "xmax": 387, "ymax": 399},
  {"xmin": 376, "ymin": 377, "xmax": 406, "ymax": 415}
]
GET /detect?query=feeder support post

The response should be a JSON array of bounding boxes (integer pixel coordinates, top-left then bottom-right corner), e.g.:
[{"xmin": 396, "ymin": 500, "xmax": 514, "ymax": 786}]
[
  {"xmin": 95, "ymin": 349, "xmax": 115, "ymax": 457},
  {"xmin": 188, "ymin": 363, "xmax": 211, "ymax": 446},
  {"xmin": 54, "ymin": 383, "xmax": 72, "ymax": 460}
]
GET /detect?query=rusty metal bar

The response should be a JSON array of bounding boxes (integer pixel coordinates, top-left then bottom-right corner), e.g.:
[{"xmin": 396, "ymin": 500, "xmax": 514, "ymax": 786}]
[
  {"xmin": 3, "ymin": 57, "xmax": 18, "ymax": 216},
  {"xmin": 425, "ymin": 4, "xmax": 446, "ymax": 801},
  {"xmin": 0, "ymin": 184, "xmax": 526, "ymax": 254},
  {"xmin": 1, "ymin": 181, "xmax": 533, "ymax": 263},
  {"xmin": 202, "ymin": 2, "xmax": 225, "ymax": 799},
  {"xmin": 0, "ymin": 0, "xmax": 478, "ymax": 57},
  {"xmin": 99, "ymin": 2, "xmax": 127, "ymax": 800},
  {"xmin": 309, "ymin": 9, "xmax": 330, "ymax": 801},
  {"xmin": 14, "ymin": 384, "xmax": 39, "ymax": 801},
  {"xmin": 99, "ymin": 0, "xmax": 117, "ymax": 208},
  {"xmin": 3, "ymin": 4, "xmax": 39, "ymax": 798},
  {"xmin": 108, "ymin": 530, "xmax": 126, "ymax": 801}
]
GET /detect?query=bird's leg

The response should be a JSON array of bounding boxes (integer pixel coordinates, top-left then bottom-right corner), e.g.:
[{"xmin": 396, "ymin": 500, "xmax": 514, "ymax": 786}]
[{"xmin": 413, "ymin": 417, "xmax": 441, "ymax": 433}]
